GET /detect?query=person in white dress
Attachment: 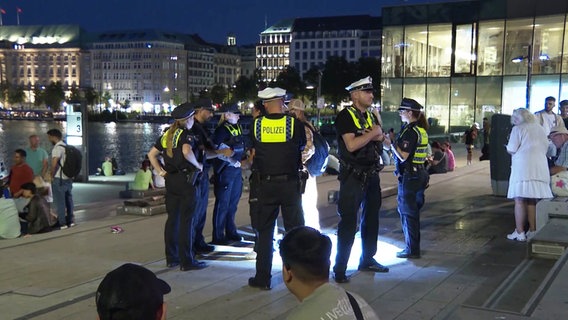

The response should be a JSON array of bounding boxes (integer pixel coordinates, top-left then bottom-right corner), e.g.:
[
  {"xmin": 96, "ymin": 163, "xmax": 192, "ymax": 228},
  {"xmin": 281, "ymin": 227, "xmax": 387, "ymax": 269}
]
[{"xmin": 506, "ymin": 108, "xmax": 553, "ymax": 241}]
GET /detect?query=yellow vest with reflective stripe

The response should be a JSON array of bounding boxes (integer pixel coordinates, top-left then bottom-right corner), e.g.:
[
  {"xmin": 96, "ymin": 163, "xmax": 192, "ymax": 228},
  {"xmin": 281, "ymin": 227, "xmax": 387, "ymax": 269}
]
[
  {"xmin": 160, "ymin": 128, "xmax": 183, "ymax": 148},
  {"xmin": 254, "ymin": 116, "xmax": 294, "ymax": 143},
  {"xmin": 412, "ymin": 126, "xmax": 428, "ymax": 164},
  {"xmin": 346, "ymin": 106, "xmax": 373, "ymax": 130}
]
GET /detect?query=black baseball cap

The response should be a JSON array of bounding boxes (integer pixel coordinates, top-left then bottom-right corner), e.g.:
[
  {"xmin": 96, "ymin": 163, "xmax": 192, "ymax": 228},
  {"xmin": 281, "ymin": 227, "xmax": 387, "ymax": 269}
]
[{"xmin": 95, "ymin": 263, "xmax": 171, "ymax": 320}]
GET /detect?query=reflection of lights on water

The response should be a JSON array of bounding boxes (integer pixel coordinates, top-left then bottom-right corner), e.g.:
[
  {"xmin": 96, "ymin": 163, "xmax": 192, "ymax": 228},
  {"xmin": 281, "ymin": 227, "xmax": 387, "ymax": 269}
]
[
  {"xmin": 104, "ymin": 122, "xmax": 117, "ymax": 136},
  {"xmin": 455, "ymin": 220, "xmax": 466, "ymax": 230}
]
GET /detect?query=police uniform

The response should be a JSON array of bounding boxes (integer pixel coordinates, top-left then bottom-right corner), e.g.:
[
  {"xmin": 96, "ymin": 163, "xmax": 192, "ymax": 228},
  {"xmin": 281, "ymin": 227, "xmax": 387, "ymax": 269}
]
[
  {"xmin": 333, "ymin": 77, "xmax": 388, "ymax": 283},
  {"xmin": 394, "ymin": 98, "xmax": 429, "ymax": 259},
  {"xmin": 248, "ymin": 87, "xmax": 306, "ymax": 289},
  {"xmin": 152, "ymin": 103, "xmax": 206, "ymax": 270},
  {"xmin": 189, "ymin": 99, "xmax": 216, "ymax": 253},
  {"xmin": 211, "ymin": 103, "xmax": 245, "ymax": 244}
]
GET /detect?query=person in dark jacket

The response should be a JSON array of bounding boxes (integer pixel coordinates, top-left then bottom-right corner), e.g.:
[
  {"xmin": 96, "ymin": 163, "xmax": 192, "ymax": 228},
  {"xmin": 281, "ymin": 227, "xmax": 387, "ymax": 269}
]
[{"xmin": 19, "ymin": 182, "xmax": 52, "ymax": 235}]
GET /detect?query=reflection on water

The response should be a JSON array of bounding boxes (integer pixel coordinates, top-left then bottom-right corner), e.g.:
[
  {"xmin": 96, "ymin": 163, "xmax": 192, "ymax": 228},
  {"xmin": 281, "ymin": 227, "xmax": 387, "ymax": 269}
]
[{"xmin": 0, "ymin": 120, "xmax": 163, "ymax": 175}]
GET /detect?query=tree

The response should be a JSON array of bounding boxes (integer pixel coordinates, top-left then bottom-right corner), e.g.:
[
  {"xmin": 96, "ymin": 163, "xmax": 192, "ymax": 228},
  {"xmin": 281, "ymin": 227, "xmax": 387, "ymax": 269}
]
[
  {"xmin": 210, "ymin": 84, "xmax": 228, "ymax": 104},
  {"xmin": 8, "ymin": 85, "xmax": 26, "ymax": 106},
  {"xmin": 322, "ymin": 56, "xmax": 357, "ymax": 106},
  {"xmin": 68, "ymin": 86, "xmax": 81, "ymax": 102},
  {"xmin": 355, "ymin": 57, "xmax": 381, "ymax": 98},
  {"xmin": 83, "ymin": 87, "xmax": 99, "ymax": 107},
  {"xmin": 275, "ymin": 66, "xmax": 305, "ymax": 98},
  {"xmin": 0, "ymin": 81, "xmax": 11, "ymax": 105},
  {"xmin": 233, "ymin": 75, "xmax": 257, "ymax": 102},
  {"xmin": 33, "ymin": 85, "xmax": 45, "ymax": 107},
  {"xmin": 44, "ymin": 82, "xmax": 65, "ymax": 111},
  {"xmin": 101, "ymin": 91, "xmax": 112, "ymax": 108}
]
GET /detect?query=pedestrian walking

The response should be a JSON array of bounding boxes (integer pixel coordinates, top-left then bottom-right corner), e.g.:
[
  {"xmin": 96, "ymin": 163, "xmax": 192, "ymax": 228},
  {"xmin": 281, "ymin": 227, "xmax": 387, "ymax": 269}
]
[
  {"xmin": 247, "ymin": 87, "xmax": 306, "ymax": 290},
  {"xmin": 392, "ymin": 98, "xmax": 430, "ymax": 259},
  {"xmin": 333, "ymin": 76, "xmax": 388, "ymax": 284},
  {"xmin": 211, "ymin": 103, "xmax": 246, "ymax": 245},
  {"xmin": 147, "ymin": 103, "xmax": 207, "ymax": 271}
]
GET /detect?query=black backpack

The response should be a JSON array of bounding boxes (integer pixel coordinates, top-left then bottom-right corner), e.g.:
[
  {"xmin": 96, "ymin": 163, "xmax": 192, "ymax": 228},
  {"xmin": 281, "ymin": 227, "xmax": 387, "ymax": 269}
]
[
  {"xmin": 59, "ymin": 144, "xmax": 82, "ymax": 178},
  {"xmin": 305, "ymin": 125, "xmax": 330, "ymax": 177}
]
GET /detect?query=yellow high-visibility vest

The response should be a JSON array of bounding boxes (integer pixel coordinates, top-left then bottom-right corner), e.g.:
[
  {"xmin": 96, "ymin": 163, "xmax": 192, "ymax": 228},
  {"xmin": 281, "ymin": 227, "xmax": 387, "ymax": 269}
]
[
  {"xmin": 346, "ymin": 106, "xmax": 373, "ymax": 130},
  {"xmin": 254, "ymin": 116, "xmax": 294, "ymax": 143},
  {"xmin": 160, "ymin": 128, "xmax": 183, "ymax": 148},
  {"xmin": 400, "ymin": 124, "xmax": 429, "ymax": 164}
]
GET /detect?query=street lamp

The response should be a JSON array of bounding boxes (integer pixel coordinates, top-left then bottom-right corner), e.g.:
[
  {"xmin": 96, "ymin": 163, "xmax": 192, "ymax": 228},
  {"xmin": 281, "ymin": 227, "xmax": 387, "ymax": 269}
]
[{"xmin": 511, "ymin": 44, "xmax": 532, "ymax": 109}]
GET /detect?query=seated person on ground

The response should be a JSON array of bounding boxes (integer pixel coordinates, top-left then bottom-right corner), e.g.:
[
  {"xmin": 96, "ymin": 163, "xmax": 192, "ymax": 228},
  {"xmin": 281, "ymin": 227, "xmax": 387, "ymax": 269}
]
[
  {"xmin": 0, "ymin": 184, "xmax": 21, "ymax": 239},
  {"xmin": 18, "ymin": 182, "xmax": 52, "ymax": 235},
  {"xmin": 96, "ymin": 263, "xmax": 171, "ymax": 320},
  {"xmin": 427, "ymin": 141, "xmax": 448, "ymax": 174},
  {"xmin": 548, "ymin": 125, "xmax": 568, "ymax": 175},
  {"xmin": 101, "ymin": 157, "xmax": 113, "ymax": 176},
  {"xmin": 130, "ymin": 159, "xmax": 154, "ymax": 191},
  {"xmin": 112, "ymin": 157, "xmax": 126, "ymax": 175},
  {"xmin": 444, "ymin": 141, "xmax": 455, "ymax": 171},
  {"xmin": 280, "ymin": 226, "xmax": 379, "ymax": 320}
]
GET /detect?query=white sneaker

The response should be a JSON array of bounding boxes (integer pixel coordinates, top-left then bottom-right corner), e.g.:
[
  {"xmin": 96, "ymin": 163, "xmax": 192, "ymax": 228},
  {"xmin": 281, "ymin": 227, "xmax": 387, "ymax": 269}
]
[
  {"xmin": 59, "ymin": 225, "xmax": 68, "ymax": 230},
  {"xmin": 526, "ymin": 230, "xmax": 536, "ymax": 239},
  {"xmin": 244, "ymin": 251, "xmax": 257, "ymax": 260},
  {"xmin": 69, "ymin": 223, "xmax": 76, "ymax": 227},
  {"xmin": 507, "ymin": 230, "xmax": 526, "ymax": 241}
]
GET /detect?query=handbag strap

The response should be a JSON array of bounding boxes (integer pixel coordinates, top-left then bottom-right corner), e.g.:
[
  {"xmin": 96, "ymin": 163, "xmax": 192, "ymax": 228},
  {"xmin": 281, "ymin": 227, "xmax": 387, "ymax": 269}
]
[{"xmin": 345, "ymin": 291, "xmax": 364, "ymax": 320}]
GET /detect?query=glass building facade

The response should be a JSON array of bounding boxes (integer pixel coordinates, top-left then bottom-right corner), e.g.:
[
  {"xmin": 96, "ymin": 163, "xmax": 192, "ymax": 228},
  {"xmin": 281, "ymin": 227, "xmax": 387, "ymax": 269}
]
[{"xmin": 381, "ymin": 0, "xmax": 568, "ymax": 133}]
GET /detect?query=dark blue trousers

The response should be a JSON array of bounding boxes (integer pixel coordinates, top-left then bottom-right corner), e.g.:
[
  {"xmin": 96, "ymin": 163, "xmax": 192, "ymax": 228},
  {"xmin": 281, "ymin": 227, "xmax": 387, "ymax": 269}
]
[
  {"xmin": 397, "ymin": 169, "xmax": 429, "ymax": 254},
  {"xmin": 212, "ymin": 166, "xmax": 243, "ymax": 242},
  {"xmin": 193, "ymin": 169, "xmax": 210, "ymax": 247}
]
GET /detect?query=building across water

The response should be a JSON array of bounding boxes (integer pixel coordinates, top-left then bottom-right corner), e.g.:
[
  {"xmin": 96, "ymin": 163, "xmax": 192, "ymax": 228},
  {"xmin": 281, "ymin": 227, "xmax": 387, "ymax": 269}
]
[{"xmin": 381, "ymin": 0, "xmax": 568, "ymax": 133}]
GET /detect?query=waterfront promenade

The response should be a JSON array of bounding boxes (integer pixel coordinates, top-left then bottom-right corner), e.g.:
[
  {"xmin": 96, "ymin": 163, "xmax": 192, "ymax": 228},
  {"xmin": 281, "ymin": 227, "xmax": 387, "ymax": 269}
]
[{"xmin": 1, "ymin": 148, "xmax": 566, "ymax": 319}]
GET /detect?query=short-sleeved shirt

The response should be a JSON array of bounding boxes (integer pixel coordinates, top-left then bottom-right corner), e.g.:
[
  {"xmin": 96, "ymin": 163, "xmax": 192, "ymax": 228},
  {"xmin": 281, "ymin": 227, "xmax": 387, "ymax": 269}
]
[
  {"xmin": 153, "ymin": 129, "xmax": 195, "ymax": 172},
  {"xmin": 25, "ymin": 147, "xmax": 49, "ymax": 176},
  {"xmin": 395, "ymin": 122, "xmax": 421, "ymax": 173},
  {"xmin": 429, "ymin": 150, "xmax": 447, "ymax": 174},
  {"xmin": 51, "ymin": 141, "xmax": 69, "ymax": 179},
  {"xmin": 335, "ymin": 107, "xmax": 382, "ymax": 168},
  {"xmin": 9, "ymin": 164, "xmax": 34, "ymax": 195},
  {"xmin": 286, "ymin": 283, "xmax": 379, "ymax": 320}
]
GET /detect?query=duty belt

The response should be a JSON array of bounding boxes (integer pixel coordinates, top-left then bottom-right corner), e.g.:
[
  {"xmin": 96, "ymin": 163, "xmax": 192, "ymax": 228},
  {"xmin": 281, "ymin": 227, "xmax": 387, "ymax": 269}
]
[{"xmin": 258, "ymin": 173, "xmax": 297, "ymax": 181}]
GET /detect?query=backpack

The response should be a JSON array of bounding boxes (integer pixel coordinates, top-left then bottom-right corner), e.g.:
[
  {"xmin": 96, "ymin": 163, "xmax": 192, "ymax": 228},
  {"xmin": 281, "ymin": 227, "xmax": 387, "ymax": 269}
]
[
  {"xmin": 59, "ymin": 144, "xmax": 82, "ymax": 178},
  {"xmin": 305, "ymin": 125, "xmax": 330, "ymax": 177}
]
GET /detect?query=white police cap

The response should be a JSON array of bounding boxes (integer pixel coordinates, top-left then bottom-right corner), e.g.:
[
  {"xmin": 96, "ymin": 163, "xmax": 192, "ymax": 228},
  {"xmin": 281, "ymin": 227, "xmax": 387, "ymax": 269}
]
[
  {"xmin": 258, "ymin": 87, "xmax": 286, "ymax": 101},
  {"xmin": 345, "ymin": 76, "xmax": 374, "ymax": 92}
]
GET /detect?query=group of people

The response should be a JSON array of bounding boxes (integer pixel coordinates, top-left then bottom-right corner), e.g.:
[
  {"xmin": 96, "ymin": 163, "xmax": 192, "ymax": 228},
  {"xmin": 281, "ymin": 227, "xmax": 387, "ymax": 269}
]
[
  {"xmin": 505, "ymin": 96, "xmax": 568, "ymax": 242},
  {"xmin": 0, "ymin": 129, "xmax": 77, "ymax": 239}
]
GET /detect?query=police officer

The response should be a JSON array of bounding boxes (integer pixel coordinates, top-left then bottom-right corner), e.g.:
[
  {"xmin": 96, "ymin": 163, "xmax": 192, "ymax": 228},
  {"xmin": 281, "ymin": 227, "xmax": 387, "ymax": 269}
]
[
  {"xmin": 392, "ymin": 98, "xmax": 429, "ymax": 259},
  {"xmin": 333, "ymin": 76, "xmax": 388, "ymax": 283},
  {"xmin": 147, "ymin": 103, "xmax": 207, "ymax": 271},
  {"xmin": 211, "ymin": 103, "xmax": 245, "ymax": 244},
  {"xmin": 248, "ymin": 87, "xmax": 306, "ymax": 290},
  {"xmin": 189, "ymin": 99, "xmax": 233, "ymax": 253}
]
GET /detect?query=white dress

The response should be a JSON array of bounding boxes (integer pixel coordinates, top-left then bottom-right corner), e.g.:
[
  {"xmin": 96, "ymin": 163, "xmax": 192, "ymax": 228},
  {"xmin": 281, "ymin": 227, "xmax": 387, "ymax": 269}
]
[{"xmin": 506, "ymin": 122, "xmax": 553, "ymax": 199}]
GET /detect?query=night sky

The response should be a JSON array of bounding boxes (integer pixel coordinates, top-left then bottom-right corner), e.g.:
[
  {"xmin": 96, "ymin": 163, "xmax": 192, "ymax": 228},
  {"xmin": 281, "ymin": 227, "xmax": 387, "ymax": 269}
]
[{"xmin": 0, "ymin": 0, "xmax": 446, "ymax": 45}]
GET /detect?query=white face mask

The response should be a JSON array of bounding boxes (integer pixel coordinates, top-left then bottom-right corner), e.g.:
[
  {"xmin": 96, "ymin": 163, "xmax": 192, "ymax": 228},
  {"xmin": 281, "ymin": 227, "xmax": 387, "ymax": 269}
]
[
  {"xmin": 185, "ymin": 116, "xmax": 195, "ymax": 129},
  {"xmin": 226, "ymin": 112, "xmax": 239, "ymax": 124}
]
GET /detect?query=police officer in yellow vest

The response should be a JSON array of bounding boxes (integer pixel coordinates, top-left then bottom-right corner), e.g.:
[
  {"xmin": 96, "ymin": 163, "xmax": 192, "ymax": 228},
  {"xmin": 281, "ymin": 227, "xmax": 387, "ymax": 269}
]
[
  {"xmin": 147, "ymin": 103, "xmax": 207, "ymax": 271},
  {"xmin": 248, "ymin": 87, "xmax": 306, "ymax": 290},
  {"xmin": 392, "ymin": 98, "xmax": 430, "ymax": 259},
  {"xmin": 333, "ymin": 76, "xmax": 388, "ymax": 283}
]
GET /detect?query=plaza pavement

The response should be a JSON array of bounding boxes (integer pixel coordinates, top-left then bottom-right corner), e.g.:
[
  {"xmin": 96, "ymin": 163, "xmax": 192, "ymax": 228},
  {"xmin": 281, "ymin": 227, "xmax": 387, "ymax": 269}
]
[{"xmin": 1, "ymin": 147, "xmax": 566, "ymax": 320}]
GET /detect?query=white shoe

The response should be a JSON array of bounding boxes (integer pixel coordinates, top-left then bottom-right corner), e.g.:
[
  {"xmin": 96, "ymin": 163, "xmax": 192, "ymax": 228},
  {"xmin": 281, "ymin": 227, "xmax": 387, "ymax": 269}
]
[
  {"xmin": 69, "ymin": 223, "xmax": 76, "ymax": 227},
  {"xmin": 59, "ymin": 225, "xmax": 68, "ymax": 230},
  {"xmin": 526, "ymin": 230, "xmax": 536, "ymax": 239},
  {"xmin": 244, "ymin": 251, "xmax": 257, "ymax": 260},
  {"xmin": 507, "ymin": 230, "xmax": 526, "ymax": 241}
]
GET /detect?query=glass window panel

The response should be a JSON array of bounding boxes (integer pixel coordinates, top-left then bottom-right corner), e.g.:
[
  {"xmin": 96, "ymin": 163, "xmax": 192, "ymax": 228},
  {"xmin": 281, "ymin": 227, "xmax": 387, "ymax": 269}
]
[
  {"xmin": 449, "ymin": 77, "xmax": 476, "ymax": 132},
  {"xmin": 427, "ymin": 24, "xmax": 452, "ymax": 77},
  {"xmin": 475, "ymin": 76, "xmax": 502, "ymax": 123},
  {"xmin": 381, "ymin": 27, "xmax": 404, "ymax": 78},
  {"xmin": 502, "ymin": 76, "xmax": 527, "ymax": 114},
  {"xmin": 478, "ymin": 20, "xmax": 504, "ymax": 76},
  {"xmin": 504, "ymin": 18, "xmax": 534, "ymax": 76},
  {"xmin": 403, "ymin": 78, "xmax": 426, "ymax": 106},
  {"xmin": 532, "ymin": 15, "xmax": 565, "ymax": 75},
  {"xmin": 530, "ymin": 75, "xmax": 561, "ymax": 113},
  {"xmin": 426, "ymin": 78, "xmax": 450, "ymax": 134},
  {"xmin": 404, "ymin": 26, "xmax": 428, "ymax": 77},
  {"xmin": 562, "ymin": 76, "xmax": 568, "ymax": 101},
  {"xmin": 454, "ymin": 24, "xmax": 476, "ymax": 74},
  {"xmin": 381, "ymin": 78, "xmax": 403, "ymax": 112}
]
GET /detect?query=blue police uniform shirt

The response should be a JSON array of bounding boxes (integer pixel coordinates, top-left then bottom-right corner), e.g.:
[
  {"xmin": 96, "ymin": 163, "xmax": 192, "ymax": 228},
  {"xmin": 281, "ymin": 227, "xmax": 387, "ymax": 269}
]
[
  {"xmin": 212, "ymin": 122, "xmax": 245, "ymax": 171},
  {"xmin": 395, "ymin": 122, "xmax": 419, "ymax": 172},
  {"xmin": 190, "ymin": 119, "xmax": 215, "ymax": 168}
]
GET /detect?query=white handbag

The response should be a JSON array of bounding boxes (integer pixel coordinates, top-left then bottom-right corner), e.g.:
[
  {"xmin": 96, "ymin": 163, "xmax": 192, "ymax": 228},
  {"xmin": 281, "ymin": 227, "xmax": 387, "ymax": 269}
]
[{"xmin": 551, "ymin": 171, "xmax": 568, "ymax": 197}]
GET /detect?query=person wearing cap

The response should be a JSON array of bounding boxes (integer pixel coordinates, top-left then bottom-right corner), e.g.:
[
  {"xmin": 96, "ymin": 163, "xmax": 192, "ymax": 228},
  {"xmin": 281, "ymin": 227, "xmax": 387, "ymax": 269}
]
[
  {"xmin": 280, "ymin": 226, "xmax": 380, "ymax": 320},
  {"xmin": 96, "ymin": 263, "xmax": 171, "ymax": 320},
  {"xmin": 549, "ymin": 125, "xmax": 568, "ymax": 175},
  {"xmin": 333, "ymin": 76, "xmax": 388, "ymax": 283},
  {"xmin": 463, "ymin": 123, "xmax": 479, "ymax": 165},
  {"xmin": 189, "ymin": 99, "xmax": 233, "ymax": 254},
  {"xmin": 392, "ymin": 98, "xmax": 430, "ymax": 259},
  {"xmin": 288, "ymin": 99, "xmax": 320, "ymax": 231},
  {"xmin": 147, "ymin": 103, "xmax": 207, "ymax": 271},
  {"xmin": 505, "ymin": 108, "xmax": 552, "ymax": 241},
  {"xmin": 535, "ymin": 96, "xmax": 564, "ymax": 137},
  {"xmin": 210, "ymin": 103, "xmax": 246, "ymax": 245},
  {"xmin": 248, "ymin": 87, "xmax": 306, "ymax": 290}
]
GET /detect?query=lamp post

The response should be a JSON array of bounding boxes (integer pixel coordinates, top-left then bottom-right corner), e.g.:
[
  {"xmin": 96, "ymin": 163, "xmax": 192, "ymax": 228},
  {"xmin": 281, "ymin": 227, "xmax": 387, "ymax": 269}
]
[
  {"xmin": 316, "ymin": 70, "xmax": 322, "ymax": 128},
  {"xmin": 511, "ymin": 44, "xmax": 532, "ymax": 109}
]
